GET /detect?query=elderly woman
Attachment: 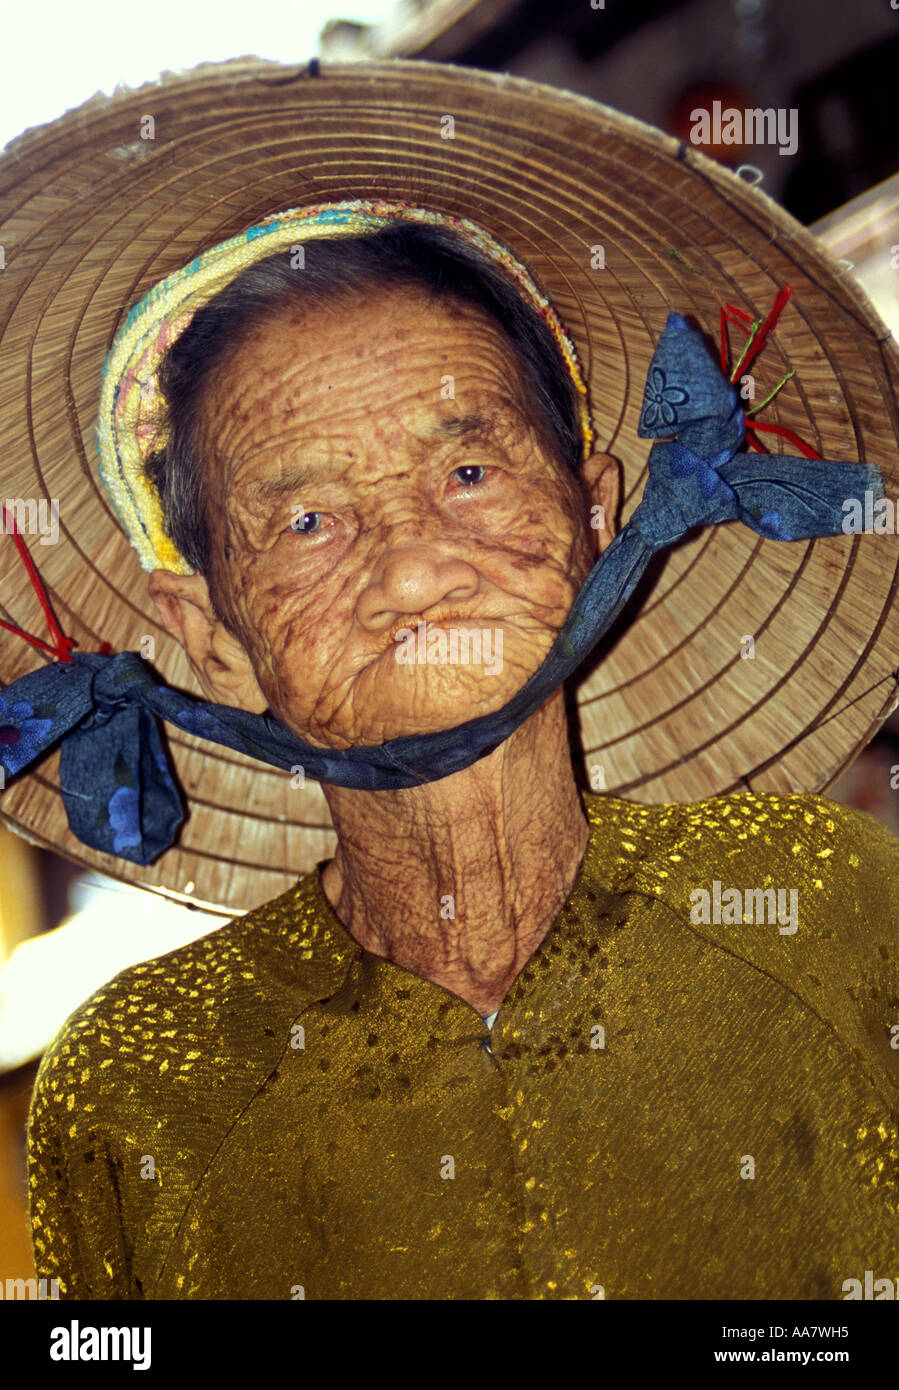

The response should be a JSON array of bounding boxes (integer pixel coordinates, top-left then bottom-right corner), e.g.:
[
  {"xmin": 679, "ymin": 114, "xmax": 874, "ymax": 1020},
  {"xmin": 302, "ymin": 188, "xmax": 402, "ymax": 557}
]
[
  {"xmin": 5, "ymin": 64, "xmax": 897, "ymax": 1304},
  {"xmin": 144, "ymin": 225, "xmax": 620, "ymax": 1024},
  {"xmin": 17, "ymin": 215, "xmax": 897, "ymax": 1303}
]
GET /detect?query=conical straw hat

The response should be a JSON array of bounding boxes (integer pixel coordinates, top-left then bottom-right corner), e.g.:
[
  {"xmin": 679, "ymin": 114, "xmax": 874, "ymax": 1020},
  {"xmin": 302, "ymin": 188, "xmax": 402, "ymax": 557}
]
[{"xmin": 1, "ymin": 57, "xmax": 897, "ymax": 914}]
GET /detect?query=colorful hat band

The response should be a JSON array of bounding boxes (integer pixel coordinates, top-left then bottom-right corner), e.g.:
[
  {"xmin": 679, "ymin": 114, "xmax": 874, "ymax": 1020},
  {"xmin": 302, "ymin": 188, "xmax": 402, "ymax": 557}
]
[{"xmin": 96, "ymin": 199, "xmax": 595, "ymax": 574}]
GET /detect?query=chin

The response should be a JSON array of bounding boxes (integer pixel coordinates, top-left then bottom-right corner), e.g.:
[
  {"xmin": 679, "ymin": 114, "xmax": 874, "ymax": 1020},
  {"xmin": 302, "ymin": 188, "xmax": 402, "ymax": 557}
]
[
  {"xmin": 356, "ymin": 656, "xmax": 541, "ymax": 743},
  {"xmin": 272, "ymin": 629, "xmax": 549, "ymax": 747}
]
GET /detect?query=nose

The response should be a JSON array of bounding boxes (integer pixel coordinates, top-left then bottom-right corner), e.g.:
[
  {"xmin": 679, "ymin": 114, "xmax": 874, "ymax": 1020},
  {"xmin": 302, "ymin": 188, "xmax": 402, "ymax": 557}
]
[{"xmin": 356, "ymin": 545, "xmax": 481, "ymax": 633}]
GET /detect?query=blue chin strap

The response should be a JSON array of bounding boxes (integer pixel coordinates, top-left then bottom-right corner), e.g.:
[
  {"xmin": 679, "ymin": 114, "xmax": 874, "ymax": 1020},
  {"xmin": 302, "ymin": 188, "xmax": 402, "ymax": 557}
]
[{"xmin": 0, "ymin": 313, "xmax": 886, "ymax": 865}]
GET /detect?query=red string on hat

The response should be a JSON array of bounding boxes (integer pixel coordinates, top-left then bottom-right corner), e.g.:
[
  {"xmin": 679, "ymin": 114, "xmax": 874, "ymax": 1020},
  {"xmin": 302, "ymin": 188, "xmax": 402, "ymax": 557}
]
[
  {"xmin": 720, "ymin": 285, "xmax": 823, "ymax": 461},
  {"xmin": 0, "ymin": 504, "xmax": 110, "ymax": 663}
]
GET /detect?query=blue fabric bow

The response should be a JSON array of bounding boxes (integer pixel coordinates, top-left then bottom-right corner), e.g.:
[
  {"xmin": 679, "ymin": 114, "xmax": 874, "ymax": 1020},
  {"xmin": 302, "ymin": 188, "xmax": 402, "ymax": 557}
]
[{"xmin": 0, "ymin": 312, "xmax": 885, "ymax": 864}]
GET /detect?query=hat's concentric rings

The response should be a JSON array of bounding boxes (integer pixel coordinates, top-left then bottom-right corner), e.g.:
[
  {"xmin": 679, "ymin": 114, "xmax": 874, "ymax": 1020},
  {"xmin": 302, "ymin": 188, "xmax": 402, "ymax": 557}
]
[{"xmin": 0, "ymin": 57, "xmax": 897, "ymax": 912}]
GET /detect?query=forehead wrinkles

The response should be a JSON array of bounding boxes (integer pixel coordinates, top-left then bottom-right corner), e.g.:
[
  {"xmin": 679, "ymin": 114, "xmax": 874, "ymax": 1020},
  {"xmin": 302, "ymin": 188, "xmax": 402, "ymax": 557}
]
[{"xmin": 207, "ymin": 303, "xmax": 533, "ymax": 474}]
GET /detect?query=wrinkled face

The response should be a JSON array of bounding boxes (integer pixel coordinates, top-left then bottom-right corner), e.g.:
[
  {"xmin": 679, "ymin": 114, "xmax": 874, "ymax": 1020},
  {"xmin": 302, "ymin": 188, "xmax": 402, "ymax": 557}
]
[{"xmin": 199, "ymin": 286, "xmax": 597, "ymax": 748}]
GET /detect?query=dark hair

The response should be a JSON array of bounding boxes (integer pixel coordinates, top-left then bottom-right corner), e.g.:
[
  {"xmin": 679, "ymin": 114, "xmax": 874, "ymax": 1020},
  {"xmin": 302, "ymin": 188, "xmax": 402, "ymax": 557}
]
[{"xmin": 144, "ymin": 221, "xmax": 583, "ymax": 613}]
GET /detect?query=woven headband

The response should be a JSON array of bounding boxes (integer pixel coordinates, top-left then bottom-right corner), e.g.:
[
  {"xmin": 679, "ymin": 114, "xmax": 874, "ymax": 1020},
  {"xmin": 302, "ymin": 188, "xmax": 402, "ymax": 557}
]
[
  {"xmin": 0, "ymin": 204, "xmax": 887, "ymax": 866},
  {"xmin": 96, "ymin": 199, "xmax": 595, "ymax": 574}
]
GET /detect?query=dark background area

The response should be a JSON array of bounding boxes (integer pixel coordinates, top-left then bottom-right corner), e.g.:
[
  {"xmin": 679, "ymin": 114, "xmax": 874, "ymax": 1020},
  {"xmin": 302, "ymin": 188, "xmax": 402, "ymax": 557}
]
[{"xmin": 333, "ymin": 0, "xmax": 899, "ymax": 222}]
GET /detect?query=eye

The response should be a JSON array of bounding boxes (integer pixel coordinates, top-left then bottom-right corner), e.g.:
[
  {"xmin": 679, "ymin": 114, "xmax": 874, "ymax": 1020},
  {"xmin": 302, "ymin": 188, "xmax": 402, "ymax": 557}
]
[
  {"xmin": 290, "ymin": 510, "xmax": 322, "ymax": 535},
  {"xmin": 452, "ymin": 464, "xmax": 487, "ymax": 487}
]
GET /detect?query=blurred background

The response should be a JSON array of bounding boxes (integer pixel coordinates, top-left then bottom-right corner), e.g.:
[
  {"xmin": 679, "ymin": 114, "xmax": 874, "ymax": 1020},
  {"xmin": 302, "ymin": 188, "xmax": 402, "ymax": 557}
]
[{"xmin": 1, "ymin": 0, "xmax": 898, "ymax": 1288}]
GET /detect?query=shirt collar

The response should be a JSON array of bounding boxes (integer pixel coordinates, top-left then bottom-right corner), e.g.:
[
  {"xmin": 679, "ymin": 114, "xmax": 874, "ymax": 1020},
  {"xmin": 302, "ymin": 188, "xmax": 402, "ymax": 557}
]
[{"xmin": 242, "ymin": 789, "xmax": 648, "ymax": 1041}]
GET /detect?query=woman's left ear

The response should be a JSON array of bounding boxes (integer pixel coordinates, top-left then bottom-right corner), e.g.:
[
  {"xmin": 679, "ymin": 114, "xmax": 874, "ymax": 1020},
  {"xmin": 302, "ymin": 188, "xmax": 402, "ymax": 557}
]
[{"xmin": 581, "ymin": 452, "xmax": 621, "ymax": 555}]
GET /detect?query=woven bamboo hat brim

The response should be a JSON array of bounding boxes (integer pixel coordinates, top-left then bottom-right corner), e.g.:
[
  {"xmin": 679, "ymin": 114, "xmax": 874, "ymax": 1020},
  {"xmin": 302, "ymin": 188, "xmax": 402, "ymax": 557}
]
[{"xmin": 1, "ymin": 57, "xmax": 898, "ymax": 916}]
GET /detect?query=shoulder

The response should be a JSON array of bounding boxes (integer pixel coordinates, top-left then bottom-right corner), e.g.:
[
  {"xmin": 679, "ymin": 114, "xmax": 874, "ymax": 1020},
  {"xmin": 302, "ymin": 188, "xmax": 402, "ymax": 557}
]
[
  {"xmin": 583, "ymin": 787, "xmax": 899, "ymax": 934},
  {"xmin": 29, "ymin": 876, "xmax": 327, "ymax": 1131},
  {"xmin": 582, "ymin": 788, "xmax": 899, "ymax": 1099}
]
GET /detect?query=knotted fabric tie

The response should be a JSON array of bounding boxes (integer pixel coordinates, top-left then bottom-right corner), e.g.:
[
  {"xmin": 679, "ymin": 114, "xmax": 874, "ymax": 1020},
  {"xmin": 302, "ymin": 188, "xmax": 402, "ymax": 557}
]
[{"xmin": 0, "ymin": 312, "xmax": 885, "ymax": 863}]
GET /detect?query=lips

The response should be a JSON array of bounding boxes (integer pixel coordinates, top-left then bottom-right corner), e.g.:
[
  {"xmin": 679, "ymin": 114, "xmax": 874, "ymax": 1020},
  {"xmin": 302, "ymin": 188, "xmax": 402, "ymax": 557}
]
[
  {"xmin": 387, "ymin": 614, "xmax": 428, "ymax": 643},
  {"xmin": 385, "ymin": 612, "xmax": 493, "ymax": 647}
]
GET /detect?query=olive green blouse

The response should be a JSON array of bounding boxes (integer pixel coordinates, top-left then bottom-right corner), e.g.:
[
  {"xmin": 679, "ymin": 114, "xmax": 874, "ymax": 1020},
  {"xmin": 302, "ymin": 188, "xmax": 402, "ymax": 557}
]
[{"xmin": 26, "ymin": 789, "xmax": 899, "ymax": 1299}]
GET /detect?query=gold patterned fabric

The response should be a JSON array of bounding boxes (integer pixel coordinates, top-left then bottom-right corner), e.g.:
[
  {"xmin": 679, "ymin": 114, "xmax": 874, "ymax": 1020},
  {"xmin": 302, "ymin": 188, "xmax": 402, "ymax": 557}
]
[{"xmin": 26, "ymin": 789, "xmax": 899, "ymax": 1299}]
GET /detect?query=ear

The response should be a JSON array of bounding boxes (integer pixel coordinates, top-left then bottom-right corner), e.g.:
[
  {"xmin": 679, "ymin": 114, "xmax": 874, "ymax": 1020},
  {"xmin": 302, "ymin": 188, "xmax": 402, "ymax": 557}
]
[
  {"xmin": 146, "ymin": 569, "xmax": 269, "ymax": 713},
  {"xmin": 581, "ymin": 451, "xmax": 620, "ymax": 555}
]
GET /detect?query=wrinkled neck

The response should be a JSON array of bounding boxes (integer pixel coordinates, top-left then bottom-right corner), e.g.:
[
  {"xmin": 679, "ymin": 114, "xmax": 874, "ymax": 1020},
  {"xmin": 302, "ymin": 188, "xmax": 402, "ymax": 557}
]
[{"xmin": 317, "ymin": 689, "xmax": 591, "ymax": 1017}]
